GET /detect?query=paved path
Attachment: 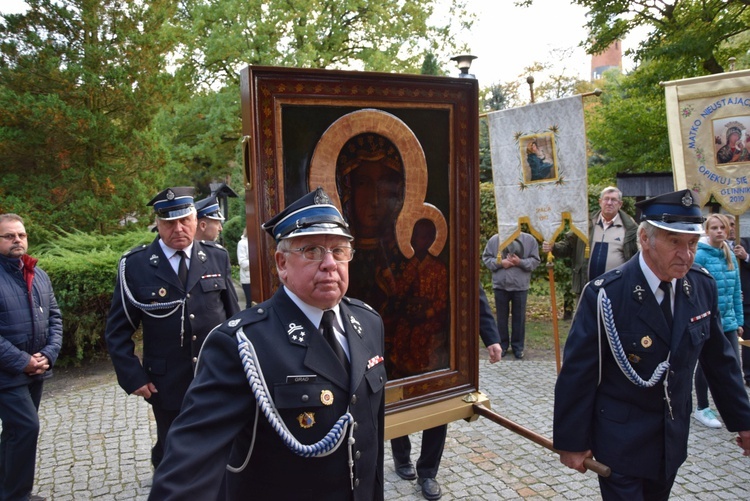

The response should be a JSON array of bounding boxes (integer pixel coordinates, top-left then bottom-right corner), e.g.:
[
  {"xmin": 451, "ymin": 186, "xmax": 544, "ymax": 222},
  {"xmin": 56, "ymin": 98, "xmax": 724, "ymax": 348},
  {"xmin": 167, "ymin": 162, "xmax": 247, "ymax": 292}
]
[{"xmin": 25, "ymin": 356, "xmax": 750, "ymax": 499}]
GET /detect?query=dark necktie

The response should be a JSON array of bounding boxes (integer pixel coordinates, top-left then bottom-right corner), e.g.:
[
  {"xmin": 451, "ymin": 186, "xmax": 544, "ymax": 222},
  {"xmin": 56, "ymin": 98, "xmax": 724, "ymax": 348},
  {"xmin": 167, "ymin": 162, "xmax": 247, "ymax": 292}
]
[
  {"xmin": 659, "ymin": 281, "xmax": 673, "ymax": 329},
  {"xmin": 177, "ymin": 250, "xmax": 189, "ymax": 288},
  {"xmin": 321, "ymin": 310, "xmax": 349, "ymax": 373}
]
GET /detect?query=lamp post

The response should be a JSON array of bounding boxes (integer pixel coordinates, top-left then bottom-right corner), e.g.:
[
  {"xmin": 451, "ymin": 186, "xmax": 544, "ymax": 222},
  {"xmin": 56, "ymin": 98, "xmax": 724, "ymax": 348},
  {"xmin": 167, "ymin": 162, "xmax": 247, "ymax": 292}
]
[{"xmin": 450, "ymin": 54, "xmax": 477, "ymax": 79}]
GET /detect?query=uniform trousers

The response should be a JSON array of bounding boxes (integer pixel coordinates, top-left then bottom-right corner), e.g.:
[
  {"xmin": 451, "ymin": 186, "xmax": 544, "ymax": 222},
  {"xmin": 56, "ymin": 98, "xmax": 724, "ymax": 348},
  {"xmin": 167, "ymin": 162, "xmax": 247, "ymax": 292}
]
[
  {"xmin": 598, "ymin": 470, "xmax": 676, "ymax": 501},
  {"xmin": 0, "ymin": 380, "xmax": 43, "ymax": 501},
  {"xmin": 151, "ymin": 406, "xmax": 180, "ymax": 468},
  {"xmin": 390, "ymin": 424, "xmax": 447, "ymax": 479}
]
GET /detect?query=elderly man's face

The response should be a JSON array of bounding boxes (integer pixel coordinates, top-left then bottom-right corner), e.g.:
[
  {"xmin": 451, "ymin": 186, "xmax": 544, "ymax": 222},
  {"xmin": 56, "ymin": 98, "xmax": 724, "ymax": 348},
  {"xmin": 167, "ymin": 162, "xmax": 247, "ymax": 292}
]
[
  {"xmin": 157, "ymin": 213, "xmax": 197, "ymax": 250},
  {"xmin": 599, "ymin": 191, "xmax": 622, "ymax": 221},
  {"xmin": 0, "ymin": 220, "xmax": 28, "ymax": 258},
  {"xmin": 276, "ymin": 234, "xmax": 351, "ymax": 310},
  {"xmin": 640, "ymin": 227, "xmax": 699, "ymax": 281}
]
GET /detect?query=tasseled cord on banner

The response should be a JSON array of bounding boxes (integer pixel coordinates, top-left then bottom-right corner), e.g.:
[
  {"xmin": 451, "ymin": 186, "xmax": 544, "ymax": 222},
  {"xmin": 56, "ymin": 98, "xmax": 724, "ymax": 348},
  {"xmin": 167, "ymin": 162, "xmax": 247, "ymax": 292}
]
[
  {"xmin": 230, "ymin": 327, "xmax": 356, "ymax": 489},
  {"xmin": 597, "ymin": 288, "xmax": 674, "ymax": 419}
]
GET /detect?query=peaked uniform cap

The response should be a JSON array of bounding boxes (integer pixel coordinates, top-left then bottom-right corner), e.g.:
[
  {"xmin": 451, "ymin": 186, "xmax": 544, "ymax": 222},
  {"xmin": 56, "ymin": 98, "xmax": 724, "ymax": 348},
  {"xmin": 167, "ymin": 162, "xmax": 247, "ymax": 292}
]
[
  {"xmin": 195, "ymin": 195, "xmax": 224, "ymax": 221},
  {"xmin": 147, "ymin": 187, "xmax": 196, "ymax": 221},
  {"xmin": 262, "ymin": 187, "xmax": 353, "ymax": 242},
  {"xmin": 635, "ymin": 189, "xmax": 705, "ymax": 234}
]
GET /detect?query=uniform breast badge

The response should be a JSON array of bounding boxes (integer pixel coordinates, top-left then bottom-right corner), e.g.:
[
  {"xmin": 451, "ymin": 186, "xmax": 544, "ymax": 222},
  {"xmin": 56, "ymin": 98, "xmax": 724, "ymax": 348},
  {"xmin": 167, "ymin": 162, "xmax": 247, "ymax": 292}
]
[
  {"xmin": 320, "ymin": 390, "xmax": 334, "ymax": 406},
  {"xmin": 158, "ymin": 287, "xmax": 167, "ymax": 298},
  {"xmin": 641, "ymin": 336, "xmax": 653, "ymax": 348},
  {"xmin": 297, "ymin": 412, "xmax": 315, "ymax": 429}
]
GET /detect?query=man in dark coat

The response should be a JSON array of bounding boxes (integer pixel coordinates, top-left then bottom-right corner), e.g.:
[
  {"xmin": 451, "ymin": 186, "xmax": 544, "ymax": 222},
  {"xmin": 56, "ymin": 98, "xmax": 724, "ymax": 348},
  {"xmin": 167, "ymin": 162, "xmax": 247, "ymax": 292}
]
[
  {"xmin": 734, "ymin": 228, "xmax": 750, "ymax": 385},
  {"xmin": 554, "ymin": 190, "xmax": 750, "ymax": 500},
  {"xmin": 104, "ymin": 187, "xmax": 239, "ymax": 468},
  {"xmin": 149, "ymin": 187, "xmax": 387, "ymax": 500},
  {"xmin": 0, "ymin": 213, "xmax": 62, "ymax": 501}
]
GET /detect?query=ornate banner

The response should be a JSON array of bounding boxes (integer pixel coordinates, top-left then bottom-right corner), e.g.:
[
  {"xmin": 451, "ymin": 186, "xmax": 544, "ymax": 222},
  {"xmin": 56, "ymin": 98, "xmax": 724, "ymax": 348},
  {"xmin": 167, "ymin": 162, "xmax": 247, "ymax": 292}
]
[
  {"xmin": 664, "ymin": 70, "xmax": 750, "ymax": 215},
  {"xmin": 487, "ymin": 95, "xmax": 589, "ymax": 251}
]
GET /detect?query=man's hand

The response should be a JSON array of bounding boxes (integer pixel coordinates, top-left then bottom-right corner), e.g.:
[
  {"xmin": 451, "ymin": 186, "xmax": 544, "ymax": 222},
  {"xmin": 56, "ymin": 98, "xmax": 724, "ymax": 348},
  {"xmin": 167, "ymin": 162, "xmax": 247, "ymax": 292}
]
[
  {"xmin": 486, "ymin": 343, "xmax": 502, "ymax": 364},
  {"xmin": 559, "ymin": 450, "xmax": 593, "ymax": 473},
  {"xmin": 735, "ymin": 244, "xmax": 748, "ymax": 262},
  {"xmin": 736, "ymin": 430, "xmax": 750, "ymax": 456},
  {"xmin": 133, "ymin": 382, "xmax": 158, "ymax": 399},
  {"xmin": 542, "ymin": 241, "xmax": 552, "ymax": 253},
  {"xmin": 23, "ymin": 353, "xmax": 49, "ymax": 375}
]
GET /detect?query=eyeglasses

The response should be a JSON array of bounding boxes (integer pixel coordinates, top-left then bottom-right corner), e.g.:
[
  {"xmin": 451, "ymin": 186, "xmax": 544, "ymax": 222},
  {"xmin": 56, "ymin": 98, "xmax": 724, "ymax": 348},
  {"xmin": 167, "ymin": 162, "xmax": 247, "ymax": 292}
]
[
  {"xmin": 0, "ymin": 233, "xmax": 27, "ymax": 241},
  {"xmin": 601, "ymin": 197, "xmax": 621, "ymax": 204},
  {"xmin": 287, "ymin": 245, "xmax": 355, "ymax": 262}
]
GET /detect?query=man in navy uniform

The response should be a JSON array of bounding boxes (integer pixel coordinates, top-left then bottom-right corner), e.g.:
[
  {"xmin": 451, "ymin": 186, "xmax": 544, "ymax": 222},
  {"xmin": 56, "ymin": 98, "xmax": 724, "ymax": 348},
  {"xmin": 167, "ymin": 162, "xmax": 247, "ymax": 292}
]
[
  {"xmin": 194, "ymin": 194, "xmax": 224, "ymax": 242},
  {"xmin": 554, "ymin": 189, "xmax": 750, "ymax": 500},
  {"xmin": 149, "ymin": 188, "xmax": 387, "ymax": 500},
  {"xmin": 104, "ymin": 187, "xmax": 240, "ymax": 468}
]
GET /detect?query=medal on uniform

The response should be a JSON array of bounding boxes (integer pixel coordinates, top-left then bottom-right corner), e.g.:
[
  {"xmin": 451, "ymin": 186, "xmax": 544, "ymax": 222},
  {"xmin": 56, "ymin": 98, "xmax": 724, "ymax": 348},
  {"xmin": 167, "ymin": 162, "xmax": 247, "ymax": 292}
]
[
  {"xmin": 641, "ymin": 336, "xmax": 653, "ymax": 348},
  {"xmin": 297, "ymin": 412, "xmax": 315, "ymax": 429},
  {"xmin": 320, "ymin": 390, "xmax": 334, "ymax": 406},
  {"xmin": 158, "ymin": 287, "xmax": 167, "ymax": 297}
]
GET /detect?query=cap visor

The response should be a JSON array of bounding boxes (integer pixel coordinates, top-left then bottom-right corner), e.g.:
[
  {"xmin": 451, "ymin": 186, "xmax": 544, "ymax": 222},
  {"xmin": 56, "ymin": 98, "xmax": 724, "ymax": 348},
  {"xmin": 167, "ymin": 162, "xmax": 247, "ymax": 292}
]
[
  {"xmin": 157, "ymin": 207, "xmax": 196, "ymax": 221},
  {"xmin": 279, "ymin": 224, "xmax": 353, "ymax": 241},
  {"xmin": 647, "ymin": 220, "xmax": 704, "ymax": 234}
]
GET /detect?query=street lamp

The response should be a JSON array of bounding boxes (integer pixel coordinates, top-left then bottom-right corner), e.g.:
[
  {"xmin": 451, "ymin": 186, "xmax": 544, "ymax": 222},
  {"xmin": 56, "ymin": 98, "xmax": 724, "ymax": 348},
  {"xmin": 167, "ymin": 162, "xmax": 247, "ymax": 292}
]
[{"xmin": 450, "ymin": 54, "xmax": 477, "ymax": 79}]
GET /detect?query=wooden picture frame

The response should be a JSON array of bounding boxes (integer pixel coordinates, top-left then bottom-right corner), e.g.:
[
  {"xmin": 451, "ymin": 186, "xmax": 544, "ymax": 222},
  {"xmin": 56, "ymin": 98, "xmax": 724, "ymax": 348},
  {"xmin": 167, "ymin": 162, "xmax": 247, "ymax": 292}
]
[{"xmin": 240, "ymin": 66, "xmax": 480, "ymax": 418}]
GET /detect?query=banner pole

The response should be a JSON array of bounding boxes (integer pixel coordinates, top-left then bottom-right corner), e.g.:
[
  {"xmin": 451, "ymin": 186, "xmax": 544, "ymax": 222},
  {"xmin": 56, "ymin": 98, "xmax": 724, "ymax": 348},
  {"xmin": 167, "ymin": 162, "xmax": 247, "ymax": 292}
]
[{"xmin": 547, "ymin": 253, "xmax": 562, "ymax": 374}]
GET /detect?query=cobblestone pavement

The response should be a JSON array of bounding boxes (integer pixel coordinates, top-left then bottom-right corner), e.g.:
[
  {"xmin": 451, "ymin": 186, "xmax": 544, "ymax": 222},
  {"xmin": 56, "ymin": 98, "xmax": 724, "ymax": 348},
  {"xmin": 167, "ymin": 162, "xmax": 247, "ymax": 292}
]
[{"xmin": 23, "ymin": 355, "xmax": 750, "ymax": 499}]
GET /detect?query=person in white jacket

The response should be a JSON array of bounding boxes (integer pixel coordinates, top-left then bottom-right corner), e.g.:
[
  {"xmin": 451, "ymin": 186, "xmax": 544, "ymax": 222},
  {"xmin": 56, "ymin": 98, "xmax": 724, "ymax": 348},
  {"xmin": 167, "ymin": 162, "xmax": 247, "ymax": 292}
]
[{"xmin": 237, "ymin": 228, "xmax": 251, "ymax": 308}]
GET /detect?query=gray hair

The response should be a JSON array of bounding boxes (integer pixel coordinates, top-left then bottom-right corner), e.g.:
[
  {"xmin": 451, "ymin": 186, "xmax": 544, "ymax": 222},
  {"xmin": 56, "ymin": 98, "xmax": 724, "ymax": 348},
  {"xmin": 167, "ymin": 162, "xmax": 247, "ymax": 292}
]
[
  {"xmin": 0, "ymin": 214, "xmax": 25, "ymax": 225},
  {"xmin": 636, "ymin": 221, "xmax": 658, "ymax": 251},
  {"xmin": 600, "ymin": 186, "xmax": 622, "ymax": 200}
]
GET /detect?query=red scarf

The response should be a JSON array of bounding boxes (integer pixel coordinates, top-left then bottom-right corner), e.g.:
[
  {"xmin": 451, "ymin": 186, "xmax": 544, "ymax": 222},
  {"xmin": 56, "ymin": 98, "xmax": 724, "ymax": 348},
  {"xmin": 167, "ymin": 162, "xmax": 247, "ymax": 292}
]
[{"xmin": 20, "ymin": 253, "xmax": 37, "ymax": 294}]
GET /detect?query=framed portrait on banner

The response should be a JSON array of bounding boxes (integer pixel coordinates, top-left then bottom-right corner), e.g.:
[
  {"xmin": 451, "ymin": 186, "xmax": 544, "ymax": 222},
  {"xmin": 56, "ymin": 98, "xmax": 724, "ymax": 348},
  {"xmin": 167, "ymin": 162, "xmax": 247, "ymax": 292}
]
[{"xmin": 240, "ymin": 66, "xmax": 481, "ymax": 423}]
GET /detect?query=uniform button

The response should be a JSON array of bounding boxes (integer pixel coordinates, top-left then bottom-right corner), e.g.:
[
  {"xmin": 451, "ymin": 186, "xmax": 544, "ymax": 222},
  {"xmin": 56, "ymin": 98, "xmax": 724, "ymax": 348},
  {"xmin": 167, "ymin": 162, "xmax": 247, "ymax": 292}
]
[
  {"xmin": 151, "ymin": 292, "xmax": 156, "ymax": 297},
  {"xmin": 355, "ymin": 450, "xmax": 361, "ymax": 459},
  {"xmin": 189, "ymin": 314, "xmax": 195, "ymax": 319},
  {"xmin": 192, "ymin": 335, "xmax": 197, "ymax": 341},
  {"xmin": 301, "ymin": 394, "xmax": 309, "ymax": 402},
  {"xmin": 192, "ymin": 357, "xmax": 198, "ymax": 363},
  {"xmin": 354, "ymin": 478, "xmax": 360, "ymax": 487},
  {"xmin": 350, "ymin": 395, "xmax": 358, "ymax": 405},
  {"xmin": 353, "ymin": 422, "xmax": 358, "ymax": 431},
  {"xmin": 379, "ymin": 376, "xmax": 383, "ymax": 383},
  {"xmin": 186, "ymin": 293, "xmax": 191, "ymax": 299}
]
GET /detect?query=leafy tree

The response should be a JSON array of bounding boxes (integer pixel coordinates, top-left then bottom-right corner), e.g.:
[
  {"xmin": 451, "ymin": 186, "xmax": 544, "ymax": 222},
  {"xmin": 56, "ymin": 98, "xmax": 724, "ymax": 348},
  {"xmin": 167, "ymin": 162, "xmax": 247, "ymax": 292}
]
[{"xmin": 0, "ymin": 0, "xmax": 179, "ymax": 234}]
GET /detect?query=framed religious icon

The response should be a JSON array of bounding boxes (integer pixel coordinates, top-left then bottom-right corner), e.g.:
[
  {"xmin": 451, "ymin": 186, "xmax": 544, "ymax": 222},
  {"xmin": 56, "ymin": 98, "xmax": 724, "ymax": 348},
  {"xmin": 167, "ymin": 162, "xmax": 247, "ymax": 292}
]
[{"xmin": 240, "ymin": 66, "xmax": 481, "ymax": 430}]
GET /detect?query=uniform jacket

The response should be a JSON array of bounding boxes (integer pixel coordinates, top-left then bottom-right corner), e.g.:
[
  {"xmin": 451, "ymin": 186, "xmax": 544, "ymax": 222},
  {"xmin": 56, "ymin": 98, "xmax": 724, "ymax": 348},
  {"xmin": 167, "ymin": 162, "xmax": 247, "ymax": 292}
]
[
  {"xmin": 149, "ymin": 287, "xmax": 386, "ymax": 501},
  {"xmin": 482, "ymin": 232, "xmax": 540, "ymax": 292},
  {"xmin": 553, "ymin": 255, "xmax": 750, "ymax": 479},
  {"xmin": 0, "ymin": 254, "xmax": 63, "ymax": 390},
  {"xmin": 104, "ymin": 237, "xmax": 240, "ymax": 410},
  {"xmin": 551, "ymin": 209, "xmax": 638, "ymax": 294},
  {"xmin": 695, "ymin": 241, "xmax": 743, "ymax": 332}
]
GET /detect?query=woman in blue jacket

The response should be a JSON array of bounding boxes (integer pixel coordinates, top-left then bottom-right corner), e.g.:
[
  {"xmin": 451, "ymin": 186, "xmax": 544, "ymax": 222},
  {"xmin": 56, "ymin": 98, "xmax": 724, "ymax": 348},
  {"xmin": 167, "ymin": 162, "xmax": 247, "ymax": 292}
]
[{"xmin": 693, "ymin": 213, "xmax": 744, "ymax": 428}]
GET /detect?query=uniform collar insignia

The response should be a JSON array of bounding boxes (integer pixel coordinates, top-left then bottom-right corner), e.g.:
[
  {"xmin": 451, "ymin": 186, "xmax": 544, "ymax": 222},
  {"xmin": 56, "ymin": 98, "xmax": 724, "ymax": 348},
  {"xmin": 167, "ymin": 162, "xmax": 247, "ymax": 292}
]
[
  {"xmin": 149, "ymin": 254, "xmax": 159, "ymax": 266},
  {"xmin": 349, "ymin": 315, "xmax": 363, "ymax": 336},
  {"xmin": 632, "ymin": 284, "xmax": 645, "ymax": 303},
  {"xmin": 287, "ymin": 323, "xmax": 307, "ymax": 345},
  {"xmin": 682, "ymin": 278, "xmax": 692, "ymax": 297},
  {"xmin": 228, "ymin": 318, "xmax": 241, "ymax": 327},
  {"xmin": 198, "ymin": 250, "xmax": 207, "ymax": 262}
]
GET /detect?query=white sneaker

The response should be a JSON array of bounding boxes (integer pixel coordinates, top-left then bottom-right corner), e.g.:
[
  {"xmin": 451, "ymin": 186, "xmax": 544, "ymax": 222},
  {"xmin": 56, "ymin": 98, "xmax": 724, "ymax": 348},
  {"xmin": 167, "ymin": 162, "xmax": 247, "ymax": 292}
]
[{"xmin": 694, "ymin": 407, "xmax": 722, "ymax": 428}]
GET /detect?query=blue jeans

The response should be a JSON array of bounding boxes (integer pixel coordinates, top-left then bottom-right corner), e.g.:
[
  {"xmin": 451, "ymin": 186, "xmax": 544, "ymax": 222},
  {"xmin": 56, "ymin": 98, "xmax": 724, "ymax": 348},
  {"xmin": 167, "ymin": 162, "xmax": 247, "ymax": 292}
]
[
  {"xmin": 0, "ymin": 380, "xmax": 43, "ymax": 501},
  {"xmin": 493, "ymin": 288, "xmax": 528, "ymax": 354}
]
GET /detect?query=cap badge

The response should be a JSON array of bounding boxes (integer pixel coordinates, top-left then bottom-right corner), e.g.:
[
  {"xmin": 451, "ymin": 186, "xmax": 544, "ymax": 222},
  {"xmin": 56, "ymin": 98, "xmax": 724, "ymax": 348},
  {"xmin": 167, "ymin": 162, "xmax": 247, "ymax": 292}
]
[
  {"xmin": 320, "ymin": 390, "xmax": 334, "ymax": 406},
  {"xmin": 297, "ymin": 412, "xmax": 315, "ymax": 429},
  {"xmin": 641, "ymin": 335, "xmax": 653, "ymax": 348},
  {"xmin": 166, "ymin": 189, "xmax": 175, "ymax": 201},
  {"xmin": 314, "ymin": 190, "xmax": 331, "ymax": 205},
  {"xmin": 681, "ymin": 192, "xmax": 693, "ymax": 207},
  {"xmin": 632, "ymin": 285, "xmax": 645, "ymax": 303}
]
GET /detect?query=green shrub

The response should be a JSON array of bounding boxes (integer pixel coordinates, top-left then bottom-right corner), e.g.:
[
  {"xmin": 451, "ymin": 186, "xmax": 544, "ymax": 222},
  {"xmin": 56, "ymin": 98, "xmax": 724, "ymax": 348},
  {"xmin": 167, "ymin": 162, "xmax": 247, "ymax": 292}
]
[{"xmin": 36, "ymin": 229, "xmax": 154, "ymax": 366}]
